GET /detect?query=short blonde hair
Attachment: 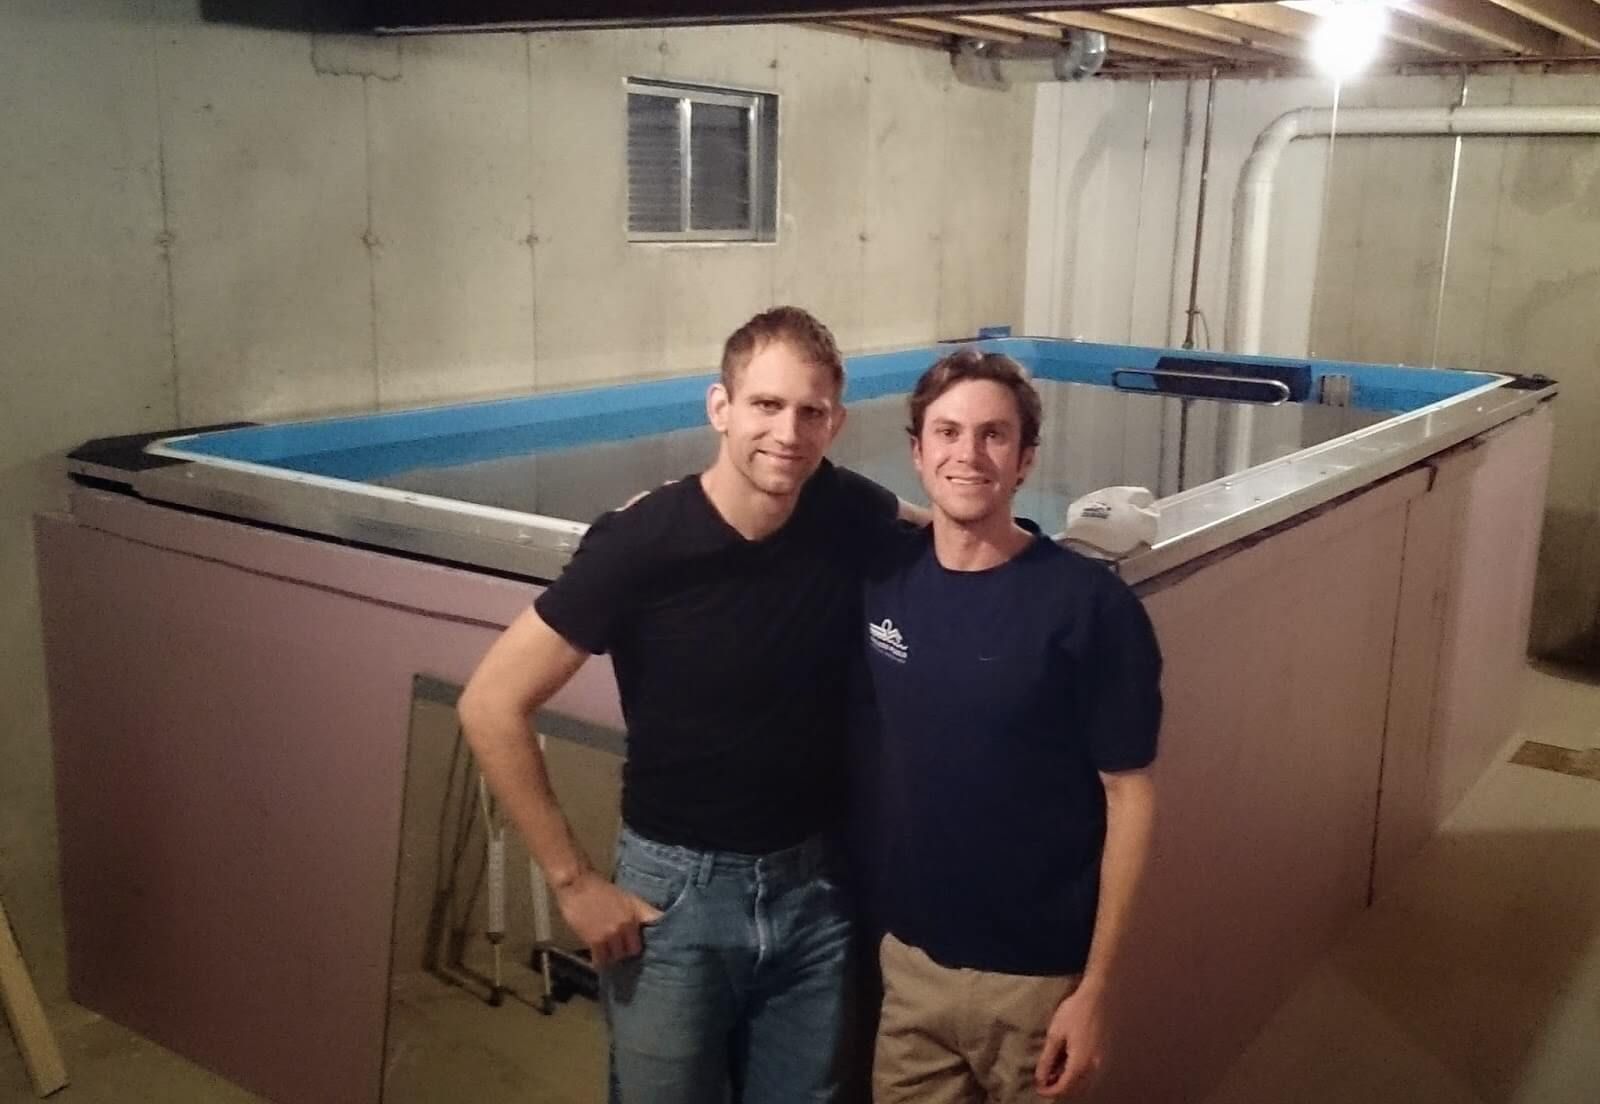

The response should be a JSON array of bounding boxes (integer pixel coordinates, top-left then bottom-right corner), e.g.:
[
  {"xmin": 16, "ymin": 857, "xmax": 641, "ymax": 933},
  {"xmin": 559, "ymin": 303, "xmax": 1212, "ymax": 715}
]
[{"xmin": 720, "ymin": 307, "xmax": 845, "ymax": 396}]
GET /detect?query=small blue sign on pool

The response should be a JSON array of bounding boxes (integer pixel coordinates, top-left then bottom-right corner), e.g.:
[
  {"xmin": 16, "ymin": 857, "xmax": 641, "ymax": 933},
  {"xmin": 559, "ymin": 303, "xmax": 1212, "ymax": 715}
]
[{"xmin": 976, "ymin": 324, "xmax": 1013, "ymax": 339}]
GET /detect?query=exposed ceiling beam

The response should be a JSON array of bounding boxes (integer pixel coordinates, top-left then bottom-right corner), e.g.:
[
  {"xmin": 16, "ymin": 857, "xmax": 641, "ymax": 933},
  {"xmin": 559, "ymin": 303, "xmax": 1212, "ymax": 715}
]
[
  {"xmin": 894, "ymin": 12, "xmax": 1211, "ymax": 62},
  {"xmin": 1111, "ymin": 5, "xmax": 1306, "ymax": 54},
  {"xmin": 962, "ymin": 12, "xmax": 1216, "ymax": 62},
  {"xmin": 1272, "ymin": 0, "xmax": 1496, "ymax": 56},
  {"xmin": 1192, "ymin": 3, "xmax": 1321, "ymax": 39},
  {"xmin": 1099, "ymin": 31, "xmax": 1218, "ymax": 58},
  {"xmin": 820, "ymin": 2, "xmax": 1591, "ymax": 70},
  {"xmin": 1396, "ymin": 0, "xmax": 1568, "ymax": 53},
  {"xmin": 1483, "ymin": 0, "xmax": 1600, "ymax": 47},
  {"xmin": 1383, "ymin": 8, "xmax": 1500, "ymax": 54},
  {"xmin": 891, "ymin": 15, "xmax": 1025, "ymax": 41},
  {"xmin": 823, "ymin": 18, "xmax": 946, "ymax": 45},
  {"xmin": 1033, "ymin": 9, "xmax": 1275, "ymax": 58},
  {"xmin": 952, "ymin": 13, "xmax": 1067, "ymax": 38}
]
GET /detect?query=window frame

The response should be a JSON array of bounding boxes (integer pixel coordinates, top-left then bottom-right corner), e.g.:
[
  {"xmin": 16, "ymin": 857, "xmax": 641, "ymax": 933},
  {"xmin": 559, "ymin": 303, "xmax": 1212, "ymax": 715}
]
[{"xmin": 624, "ymin": 78, "xmax": 774, "ymax": 244}]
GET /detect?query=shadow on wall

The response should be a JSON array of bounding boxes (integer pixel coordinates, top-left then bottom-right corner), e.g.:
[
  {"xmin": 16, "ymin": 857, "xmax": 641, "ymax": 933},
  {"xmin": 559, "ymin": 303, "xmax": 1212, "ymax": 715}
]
[
  {"xmin": 1055, "ymin": 108, "xmax": 1119, "ymax": 338},
  {"xmin": 1531, "ymin": 507, "xmax": 1600, "ymax": 671}
]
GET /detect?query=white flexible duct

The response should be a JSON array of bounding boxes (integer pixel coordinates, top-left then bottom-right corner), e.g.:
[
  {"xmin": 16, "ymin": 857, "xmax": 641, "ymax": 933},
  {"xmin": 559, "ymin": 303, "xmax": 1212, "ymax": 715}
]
[{"xmin": 1226, "ymin": 105, "xmax": 1600, "ymax": 355}]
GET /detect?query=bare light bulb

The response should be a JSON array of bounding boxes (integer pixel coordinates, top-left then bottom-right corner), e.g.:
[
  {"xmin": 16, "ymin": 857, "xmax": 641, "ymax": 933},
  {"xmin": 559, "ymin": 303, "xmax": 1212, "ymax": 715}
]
[{"xmin": 1311, "ymin": 1, "xmax": 1390, "ymax": 80}]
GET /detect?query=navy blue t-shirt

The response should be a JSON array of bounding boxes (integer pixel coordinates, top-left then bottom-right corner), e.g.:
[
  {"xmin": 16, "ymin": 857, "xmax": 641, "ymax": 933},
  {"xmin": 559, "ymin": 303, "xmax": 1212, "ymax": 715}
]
[{"xmin": 860, "ymin": 527, "xmax": 1162, "ymax": 976}]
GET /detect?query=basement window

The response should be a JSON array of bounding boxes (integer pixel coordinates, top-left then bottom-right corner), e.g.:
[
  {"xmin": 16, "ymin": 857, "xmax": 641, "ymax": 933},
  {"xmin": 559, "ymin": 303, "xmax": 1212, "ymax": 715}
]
[{"xmin": 626, "ymin": 79, "xmax": 778, "ymax": 243}]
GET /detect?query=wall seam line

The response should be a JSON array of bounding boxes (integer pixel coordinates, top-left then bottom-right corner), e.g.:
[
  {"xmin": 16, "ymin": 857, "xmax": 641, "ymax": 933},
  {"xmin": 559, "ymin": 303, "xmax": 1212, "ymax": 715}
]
[{"xmin": 152, "ymin": 25, "xmax": 180, "ymax": 426}]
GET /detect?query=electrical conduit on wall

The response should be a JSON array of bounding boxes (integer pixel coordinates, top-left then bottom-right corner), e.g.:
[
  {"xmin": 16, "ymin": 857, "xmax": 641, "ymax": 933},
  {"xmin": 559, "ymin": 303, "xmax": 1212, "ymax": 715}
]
[
  {"xmin": 1226, "ymin": 105, "xmax": 1600, "ymax": 356},
  {"xmin": 1216, "ymin": 105, "xmax": 1600, "ymax": 472}
]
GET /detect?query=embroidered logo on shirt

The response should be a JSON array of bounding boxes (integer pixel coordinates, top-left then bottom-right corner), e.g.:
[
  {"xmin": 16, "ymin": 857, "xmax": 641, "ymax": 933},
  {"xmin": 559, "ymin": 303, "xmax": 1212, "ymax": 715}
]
[{"xmin": 868, "ymin": 618, "xmax": 908, "ymax": 663}]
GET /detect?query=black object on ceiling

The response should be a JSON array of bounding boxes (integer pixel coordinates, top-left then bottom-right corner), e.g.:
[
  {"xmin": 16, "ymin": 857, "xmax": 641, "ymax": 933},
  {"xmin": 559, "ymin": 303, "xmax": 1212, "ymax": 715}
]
[
  {"xmin": 200, "ymin": 1, "xmax": 374, "ymax": 31},
  {"xmin": 202, "ymin": 1, "xmax": 1190, "ymax": 32}
]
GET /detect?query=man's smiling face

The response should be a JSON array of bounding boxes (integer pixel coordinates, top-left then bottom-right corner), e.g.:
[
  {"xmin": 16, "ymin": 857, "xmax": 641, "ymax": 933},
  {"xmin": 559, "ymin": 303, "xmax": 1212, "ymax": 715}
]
[
  {"xmin": 708, "ymin": 339, "xmax": 846, "ymax": 500},
  {"xmin": 912, "ymin": 378, "xmax": 1035, "ymax": 527}
]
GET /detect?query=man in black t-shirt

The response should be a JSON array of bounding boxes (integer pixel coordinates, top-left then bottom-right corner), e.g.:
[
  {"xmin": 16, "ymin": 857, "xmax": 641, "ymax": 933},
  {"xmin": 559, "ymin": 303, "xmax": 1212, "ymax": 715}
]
[{"xmin": 459, "ymin": 307, "xmax": 903, "ymax": 1104}]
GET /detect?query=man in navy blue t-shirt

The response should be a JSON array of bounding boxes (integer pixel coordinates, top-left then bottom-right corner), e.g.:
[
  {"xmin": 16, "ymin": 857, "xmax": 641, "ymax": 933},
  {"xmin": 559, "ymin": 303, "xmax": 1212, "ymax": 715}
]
[{"xmin": 862, "ymin": 349, "xmax": 1163, "ymax": 1102}]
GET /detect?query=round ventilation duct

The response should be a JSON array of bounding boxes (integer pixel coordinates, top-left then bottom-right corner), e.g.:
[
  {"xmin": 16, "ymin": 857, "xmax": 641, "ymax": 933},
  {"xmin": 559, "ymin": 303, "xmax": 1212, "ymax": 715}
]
[{"xmin": 951, "ymin": 31, "xmax": 1107, "ymax": 90}]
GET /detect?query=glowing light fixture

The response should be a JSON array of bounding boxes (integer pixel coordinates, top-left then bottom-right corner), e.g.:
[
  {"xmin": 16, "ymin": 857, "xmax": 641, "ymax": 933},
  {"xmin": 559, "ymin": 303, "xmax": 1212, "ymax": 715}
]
[{"xmin": 1310, "ymin": 1, "xmax": 1390, "ymax": 79}]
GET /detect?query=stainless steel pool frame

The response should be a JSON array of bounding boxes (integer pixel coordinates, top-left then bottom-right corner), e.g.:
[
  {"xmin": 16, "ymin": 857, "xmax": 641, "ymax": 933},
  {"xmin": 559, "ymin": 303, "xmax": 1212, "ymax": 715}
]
[{"xmin": 67, "ymin": 357, "xmax": 1554, "ymax": 586}]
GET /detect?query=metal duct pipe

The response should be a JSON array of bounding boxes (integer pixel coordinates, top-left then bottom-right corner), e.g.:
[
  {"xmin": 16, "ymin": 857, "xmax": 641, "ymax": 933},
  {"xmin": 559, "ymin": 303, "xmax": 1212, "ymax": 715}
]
[
  {"xmin": 952, "ymin": 30, "xmax": 1106, "ymax": 91},
  {"xmin": 1225, "ymin": 104, "xmax": 1600, "ymax": 355}
]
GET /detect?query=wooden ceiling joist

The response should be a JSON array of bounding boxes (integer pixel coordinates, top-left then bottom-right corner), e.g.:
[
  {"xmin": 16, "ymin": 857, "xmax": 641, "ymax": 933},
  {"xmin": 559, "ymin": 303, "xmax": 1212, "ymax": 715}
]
[
  {"xmin": 822, "ymin": 2, "xmax": 1600, "ymax": 74},
  {"xmin": 890, "ymin": 15, "xmax": 1026, "ymax": 42},
  {"xmin": 1272, "ymin": 0, "xmax": 1497, "ymax": 57},
  {"xmin": 823, "ymin": 18, "xmax": 946, "ymax": 47},
  {"xmin": 1033, "ymin": 9, "xmax": 1274, "ymax": 60},
  {"xmin": 1193, "ymin": 2, "xmax": 1320, "ymax": 39},
  {"xmin": 1485, "ymin": 0, "xmax": 1600, "ymax": 49},
  {"xmin": 1380, "ymin": 9, "xmax": 1500, "ymax": 55},
  {"xmin": 1397, "ymin": 0, "xmax": 1568, "ymax": 53},
  {"xmin": 1111, "ymin": 5, "xmax": 1307, "ymax": 55},
  {"xmin": 1098, "ymin": 32, "xmax": 1217, "ymax": 60},
  {"xmin": 951, "ymin": 13, "xmax": 1068, "ymax": 39}
]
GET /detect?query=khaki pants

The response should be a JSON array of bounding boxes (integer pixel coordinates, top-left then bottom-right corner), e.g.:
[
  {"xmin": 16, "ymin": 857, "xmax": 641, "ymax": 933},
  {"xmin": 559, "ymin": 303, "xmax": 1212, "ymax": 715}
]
[{"xmin": 873, "ymin": 933, "xmax": 1080, "ymax": 1104}]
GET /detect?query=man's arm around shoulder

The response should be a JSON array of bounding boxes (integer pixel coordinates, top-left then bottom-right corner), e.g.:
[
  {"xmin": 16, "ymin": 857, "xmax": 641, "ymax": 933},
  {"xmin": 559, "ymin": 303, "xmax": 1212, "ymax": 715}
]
[
  {"xmin": 1035, "ymin": 767, "xmax": 1157, "ymax": 1099},
  {"xmin": 458, "ymin": 608, "xmax": 661, "ymax": 967},
  {"xmin": 896, "ymin": 498, "xmax": 932, "ymax": 527}
]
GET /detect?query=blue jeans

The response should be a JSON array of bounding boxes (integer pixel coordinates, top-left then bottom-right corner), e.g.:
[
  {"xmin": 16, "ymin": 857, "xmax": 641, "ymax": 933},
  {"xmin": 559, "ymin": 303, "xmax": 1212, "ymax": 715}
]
[{"xmin": 602, "ymin": 825, "xmax": 854, "ymax": 1104}]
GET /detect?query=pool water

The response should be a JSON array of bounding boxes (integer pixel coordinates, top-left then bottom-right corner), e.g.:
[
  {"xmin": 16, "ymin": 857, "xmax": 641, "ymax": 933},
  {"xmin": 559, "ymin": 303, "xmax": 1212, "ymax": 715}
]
[{"xmin": 372, "ymin": 380, "xmax": 1392, "ymax": 534}]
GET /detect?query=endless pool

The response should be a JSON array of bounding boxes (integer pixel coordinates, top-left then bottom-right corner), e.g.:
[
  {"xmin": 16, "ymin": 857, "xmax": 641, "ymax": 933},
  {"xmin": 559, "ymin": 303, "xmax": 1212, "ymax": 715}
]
[
  {"xmin": 39, "ymin": 336, "xmax": 1556, "ymax": 1104},
  {"xmin": 82, "ymin": 336, "xmax": 1540, "ymax": 584}
]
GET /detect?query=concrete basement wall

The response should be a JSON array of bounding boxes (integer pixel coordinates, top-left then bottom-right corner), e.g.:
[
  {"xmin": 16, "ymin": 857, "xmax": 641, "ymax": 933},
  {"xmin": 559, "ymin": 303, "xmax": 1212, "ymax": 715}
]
[
  {"xmin": 1026, "ymin": 69, "xmax": 1600, "ymax": 670},
  {"xmin": 1, "ymin": 0, "xmax": 1032, "ymax": 1013}
]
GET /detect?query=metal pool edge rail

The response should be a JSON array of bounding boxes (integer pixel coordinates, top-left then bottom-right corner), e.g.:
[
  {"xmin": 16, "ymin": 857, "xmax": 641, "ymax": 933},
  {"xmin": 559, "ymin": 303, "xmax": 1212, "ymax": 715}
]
[
  {"xmin": 1118, "ymin": 378, "xmax": 1555, "ymax": 586},
  {"xmin": 108, "ymin": 350, "xmax": 1554, "ymax": 587}
]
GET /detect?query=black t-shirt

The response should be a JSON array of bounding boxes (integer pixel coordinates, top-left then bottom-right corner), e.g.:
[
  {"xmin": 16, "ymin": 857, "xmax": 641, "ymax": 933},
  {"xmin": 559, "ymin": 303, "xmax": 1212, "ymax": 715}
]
[
  {"xmin": 859, "ymin": 528, "xmax": 1163, "ymax": 975},
  {"xmin": 535, "ymin": 460, "xmax": 898, "ymax": 854}
]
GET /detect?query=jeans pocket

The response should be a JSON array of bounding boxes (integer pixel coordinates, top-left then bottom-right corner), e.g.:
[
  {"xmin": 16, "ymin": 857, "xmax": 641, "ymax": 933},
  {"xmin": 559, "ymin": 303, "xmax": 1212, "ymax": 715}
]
[{"xmin": 614, "ymin": 860, "xmax": 693, "ymax": 920}]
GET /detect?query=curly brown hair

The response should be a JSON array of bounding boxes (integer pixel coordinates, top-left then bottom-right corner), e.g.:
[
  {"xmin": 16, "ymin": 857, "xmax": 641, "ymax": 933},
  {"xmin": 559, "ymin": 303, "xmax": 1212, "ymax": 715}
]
[
  {"xmin": 907, "ymin": 348, "xmax": 1042, "ymax": 448},
  {"xmin": 720, "ymin": 307, "xmax": 845, "ymax": 396}
]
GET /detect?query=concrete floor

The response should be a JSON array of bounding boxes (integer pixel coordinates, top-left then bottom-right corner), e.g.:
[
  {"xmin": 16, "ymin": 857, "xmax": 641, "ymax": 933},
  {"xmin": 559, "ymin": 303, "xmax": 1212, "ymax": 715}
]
[
  {"xmin": 1203, "ymin": 662, "xmax": 1600, "ymax": 1104},
  {"xmin": 382, "ymin": 968, "xmax": 605, "ymax": 1104},
  {"xmin": 3, "ymin": 663, "xmax": 1596, "ymax": 1104}
]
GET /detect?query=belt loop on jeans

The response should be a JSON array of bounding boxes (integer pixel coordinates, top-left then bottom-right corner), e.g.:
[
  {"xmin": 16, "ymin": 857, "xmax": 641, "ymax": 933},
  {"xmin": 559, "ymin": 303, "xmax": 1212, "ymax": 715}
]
[{"xmin": 695, "ymin": 850, "xmax": 715, "ymax": 887}]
